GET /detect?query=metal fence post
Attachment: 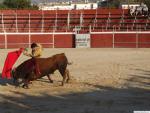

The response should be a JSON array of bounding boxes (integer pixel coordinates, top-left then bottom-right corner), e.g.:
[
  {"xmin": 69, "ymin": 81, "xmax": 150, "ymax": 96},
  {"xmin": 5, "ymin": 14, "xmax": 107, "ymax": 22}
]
[
  {"xmin": 28, "ymin": 13, "xmax": 31, "ymax": 48},
  {"xmin": 4, "ymin": 30, "xmax": 7, "ymax": 49},
  {"xmin": 52, "ymin": 30, "xmax": 55, "ymax": 48},
  {"xmin": 113, "ymin": 26, "xmax": 115, "ymax": 48},
  {"xmin": 136, "ymin": 31, "xmax": 138, "ymax": 48}
]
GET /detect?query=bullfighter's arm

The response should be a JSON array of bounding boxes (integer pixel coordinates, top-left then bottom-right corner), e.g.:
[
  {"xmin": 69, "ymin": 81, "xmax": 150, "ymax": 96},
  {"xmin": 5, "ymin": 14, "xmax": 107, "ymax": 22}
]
[{"xmin": 23, "ymin": 48, "xmax": 33, "ymax": 57}]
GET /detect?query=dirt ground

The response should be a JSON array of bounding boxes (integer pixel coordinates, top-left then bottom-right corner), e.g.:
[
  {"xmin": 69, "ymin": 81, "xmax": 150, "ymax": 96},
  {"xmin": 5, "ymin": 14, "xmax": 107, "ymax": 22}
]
[{"xmin": 0, "ymin": 48, "xmax": 150, "ymax": 113}]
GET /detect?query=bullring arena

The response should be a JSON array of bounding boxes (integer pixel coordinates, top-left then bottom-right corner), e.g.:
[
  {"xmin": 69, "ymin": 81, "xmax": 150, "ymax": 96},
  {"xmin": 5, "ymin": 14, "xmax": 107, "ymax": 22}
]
[
  {"xmin": 0, "ymin": 48, "xmax": 150, "ymax": 113},
  {"xmin": 0, "ymin": 9, "xmax": 150, "ymax": 113}
]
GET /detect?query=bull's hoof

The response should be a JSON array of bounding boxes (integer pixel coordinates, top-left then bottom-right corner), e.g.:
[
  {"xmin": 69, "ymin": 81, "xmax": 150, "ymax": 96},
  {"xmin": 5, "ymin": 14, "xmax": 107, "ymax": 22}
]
[
  {"xmin": 14, "ymin": 85, "xmax": 17, "ymax": 88},
  {"xmin": 15, "ymin": 85, "xmax": 21, "ymax": 88},
  {"xmin": 61, "ymin": 82, "xmax": 64, "ymax": 86},
  {"xmin": 29, "ymin": 81, "xmax": 32, "ymax": 84},
  {"xmin": 22, "ymin": 84, "xmax": 29, "ymax": 89},
  {"xmin": 50, "ymin": 80, "xmax": 53, "ymax": 83},
  {"xmin": 66, "ymin": 79, "xmax": 70, "ymax": 83}
]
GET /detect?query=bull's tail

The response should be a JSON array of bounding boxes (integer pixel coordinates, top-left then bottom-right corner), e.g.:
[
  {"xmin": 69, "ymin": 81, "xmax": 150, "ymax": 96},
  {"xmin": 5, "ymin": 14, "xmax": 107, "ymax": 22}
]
[
  {"xmin": 63, "ymin": 53, "xmax": 73, "ymax": 65},
  {"xmin": 66, "ymin": 57, "xmax": 73, "ymax": 65},
  {"xmin": 67, "ymin": 61, "xmax": 73, "ymax": 65}
]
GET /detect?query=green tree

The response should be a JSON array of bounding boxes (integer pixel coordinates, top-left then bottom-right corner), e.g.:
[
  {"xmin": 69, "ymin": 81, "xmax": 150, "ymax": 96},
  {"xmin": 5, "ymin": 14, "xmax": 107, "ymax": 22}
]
[
  {"xmin": 3, "ymin": 0, "xmax": 38, "ymax": 9},
  {"xmin": 0, "ymin": 4, "xmax": 7, "ymax": 9},
  {"xmin": 109, "ymin": 0, "xmax": 121, "ymax": 8}
]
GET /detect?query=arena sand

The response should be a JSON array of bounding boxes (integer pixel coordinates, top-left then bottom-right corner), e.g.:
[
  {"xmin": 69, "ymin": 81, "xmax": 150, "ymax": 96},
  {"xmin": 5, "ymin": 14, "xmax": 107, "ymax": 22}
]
[{"xmin": 0, "ymin": 48, "xmax": 149, "ymax": 113}]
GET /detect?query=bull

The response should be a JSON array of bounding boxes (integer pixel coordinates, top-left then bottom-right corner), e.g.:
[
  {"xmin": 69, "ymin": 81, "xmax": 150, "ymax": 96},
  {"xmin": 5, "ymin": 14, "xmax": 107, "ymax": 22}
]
[{"xmin": 13, "ymin": 53, "xmax": 71, "ymax": 88}]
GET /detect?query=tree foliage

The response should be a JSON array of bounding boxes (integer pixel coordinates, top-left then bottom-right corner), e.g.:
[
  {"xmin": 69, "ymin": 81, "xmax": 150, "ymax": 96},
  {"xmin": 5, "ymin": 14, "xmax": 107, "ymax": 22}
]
[
  {"xmin": 109, "ymin": 0, "xmax": 121, "ymax": 8},
  {"xmin": 0, "ymin": 0, "xmax": 150, "ymax": 10},
  {"xmin": 0, "ymin": 0, "xmax": 38, "ymax": 9}
]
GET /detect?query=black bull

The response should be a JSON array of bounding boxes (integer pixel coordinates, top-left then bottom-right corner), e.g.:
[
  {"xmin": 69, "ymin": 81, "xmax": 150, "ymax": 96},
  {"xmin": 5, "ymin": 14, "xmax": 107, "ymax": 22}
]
[{"xmin": 13, "ymin": 53, "xmax": 71, "ymax": 88}]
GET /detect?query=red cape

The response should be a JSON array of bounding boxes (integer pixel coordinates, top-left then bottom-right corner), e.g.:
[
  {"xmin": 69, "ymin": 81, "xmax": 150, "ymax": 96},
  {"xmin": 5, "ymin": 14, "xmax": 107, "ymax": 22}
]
[{"xmin": 2, "ymin": 48, "xmax": 24, "ymax": 79}]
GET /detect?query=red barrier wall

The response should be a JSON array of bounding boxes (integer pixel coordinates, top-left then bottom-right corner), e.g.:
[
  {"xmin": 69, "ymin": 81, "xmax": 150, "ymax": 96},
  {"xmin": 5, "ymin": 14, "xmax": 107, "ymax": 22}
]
[
  {"xmin": 0, "ymin": 34, "xmax": 74, "ymax": 48},
  {"xmin": 54, "ymin": 34, "xmax": 74, "ymax": 48},
  {"xmin": 91, "ymin": 33, "xmax": 150, "ymax": 48},
  {"xmin": 7, "ymin": 35, "xmax": 29, "ymax": 48},
  {"xmin": 91, "ymin": 34, "xmax": 113, "ymax": 48},
  {"xmin": 31, "ymin": 34, "xmax": 53, "ymax": 48},
  {"xmin": 0, "ymin": 35, "xmax": 5, "ymax": 48},
  {"xmin": 0, "ymin": 9, "xmax": 150, "ymax": 48},
  {"xmin": 0, "ymin": 33, "xmax": 150, "ymax": 48},
  {"xmin": 138, "ymin": 34, "xmax": 150, "ymax": 48},
  {"xmin": 114, "ymin": 34, "xmax": 137, "ymax": 48}
]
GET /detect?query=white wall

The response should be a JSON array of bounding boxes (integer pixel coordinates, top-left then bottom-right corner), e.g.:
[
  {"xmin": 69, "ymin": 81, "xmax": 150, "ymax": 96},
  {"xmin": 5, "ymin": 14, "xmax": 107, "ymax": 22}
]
[
  {"xmin": 121, "ymin": 4, "xmax": 140, "ymax": 9},
  {"xmin": 39, "ymin": 3, "xmax": 98, "ymax": 10}
]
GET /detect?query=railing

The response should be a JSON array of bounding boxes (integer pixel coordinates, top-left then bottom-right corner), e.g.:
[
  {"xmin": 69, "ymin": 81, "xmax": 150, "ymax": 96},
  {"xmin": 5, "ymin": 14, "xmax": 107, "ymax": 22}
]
[{"xmin": 0, "ymin": 9, "xmax": 149, "ymax": 33}]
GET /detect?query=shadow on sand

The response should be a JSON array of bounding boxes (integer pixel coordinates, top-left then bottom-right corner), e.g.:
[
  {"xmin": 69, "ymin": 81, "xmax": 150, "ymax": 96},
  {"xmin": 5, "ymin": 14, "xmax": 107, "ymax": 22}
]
[
  {"xmin": 0, "ymin": 69, "xmax": 149, "ymax": 113},
  {"xmin": 0, "ymin": 73, "xmax": 14, "ymax": 86}
]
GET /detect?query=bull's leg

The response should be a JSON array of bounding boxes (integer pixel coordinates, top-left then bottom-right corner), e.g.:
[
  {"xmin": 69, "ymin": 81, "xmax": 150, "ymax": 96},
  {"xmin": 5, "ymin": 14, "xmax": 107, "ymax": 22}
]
[
  {"xmin": 61, "ymin": 73, "xmax": 66, "ymax": 86},
  {"xmin": 13, "ymin": 78, "xmax": 24, "ymax": 88},
  {"xmin": 13, "ymin": 78, "xmax": 18, "ymax": 86},
  {"xmin": 47, "ymin": 75, "xmax": 53, "ymax": 83},
  {"xmin": 65, "ymin": 69, "xmax": 70, "ymax": 83},
  {"xmin": 22, "ymin": 79, "xmax": 29, "ymax": 89},
  {"xmin": 59, "ymin": 68, "xmax": 66, "ymax": 86}
]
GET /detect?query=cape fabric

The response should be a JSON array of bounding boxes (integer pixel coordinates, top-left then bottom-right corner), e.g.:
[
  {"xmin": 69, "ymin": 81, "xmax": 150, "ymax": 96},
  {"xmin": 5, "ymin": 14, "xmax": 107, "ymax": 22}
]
[{"xmin": 2, "ymin": 48, "xmax": 24, "ymax": 79}]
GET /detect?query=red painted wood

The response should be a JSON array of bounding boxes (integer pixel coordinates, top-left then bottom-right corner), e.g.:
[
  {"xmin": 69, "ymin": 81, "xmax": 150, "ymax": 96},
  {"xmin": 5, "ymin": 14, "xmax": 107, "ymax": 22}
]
[
  {"xmin": 138, "ymin": 44, "xmax": 150, "ymax": 48},
  {"xmin": 7, "ymin": 35, "xmax": 28, "ymax": 43},
  {"xmin": 114, "ymin": 34, "xmax": 136, "ymax": 48},
  {"xmin": 114, "ymin": 34, "xmax": 136, "ymax": 42},
  {"xmin": 0, "ymin": 9, "xmax": 149, "ymax": 48},
  {"xmin": 97, "ymin": 8, "xmax": 126, "ymax": 14},
  {"xmin": 7, "ymin": 44, "xmax": 29, "ymax": 48},
  {"xmin": 31, "ymin": 34, "xmax": 53, "ymax": 48},
  {"xmin": 0, "ymin": 35, "xmax": 5, "ymax": 48},
  {"xmin": 138, "ymin": 34, "xmax": 150, "ymax": 48},
  {"xmin": 7, "ymin": 35, "xmax": 29, "ymax": 48},
  {"xmin": 138, "ymin": 34, "xmax": 150, "ymax": 42},
  {"xmin": 91, "ymin": 34, "xmax": 113, "ymax": 48},
  {"xmin": 114, "ymin": 43, "xmax": 136, "ymax": 48},
  {"xmin": 2, "ymin": 33, "xmax": 150, "ymax": 48},
  {"xmin": 54, "ymin": 34, "xmax": 74, "ymax": 48},
  {"xmin": 1, "ymin": 10, "xmax": 16, "ymax": 14}
]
